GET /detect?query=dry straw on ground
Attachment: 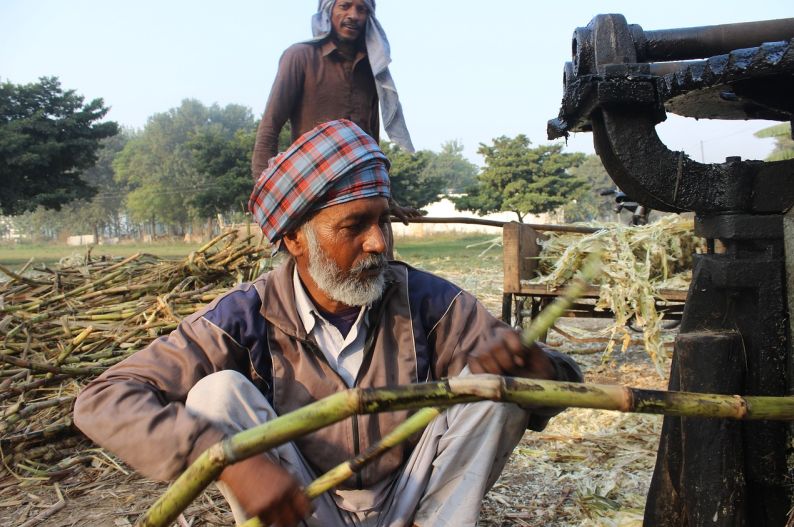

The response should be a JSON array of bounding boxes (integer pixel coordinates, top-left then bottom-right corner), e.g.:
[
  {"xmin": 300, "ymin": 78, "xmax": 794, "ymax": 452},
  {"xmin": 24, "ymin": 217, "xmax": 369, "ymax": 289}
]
[{"xmin": 0, "ymin": 230, "xmax": 272, "ymax": 482}]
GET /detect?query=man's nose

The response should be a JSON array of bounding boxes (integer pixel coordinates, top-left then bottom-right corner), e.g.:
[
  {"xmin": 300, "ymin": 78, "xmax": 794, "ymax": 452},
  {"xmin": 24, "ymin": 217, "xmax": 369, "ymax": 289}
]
[
  {"xmin": 348, "ymin": 9, "xmax": 366, "ymax": 22},
  {"xmin": 362, "ymin": 224, "xmax": 386, "ymax": 254}
]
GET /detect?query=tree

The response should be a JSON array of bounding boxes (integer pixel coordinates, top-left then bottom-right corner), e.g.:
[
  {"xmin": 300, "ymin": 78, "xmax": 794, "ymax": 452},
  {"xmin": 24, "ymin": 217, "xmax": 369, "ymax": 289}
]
[
  {"xmin": 755, "ymin": 123, "xmax": 793, "ymax": 161},
  {"xmin": 423, "ymin": 140, "xmax": 478, "ymax": 193},
  {"xmin": 562, "ymin": 154, "xmax": 617, "ymax": 223},
  {"xmin": 61, "ymin": 130, "xmax": 131, "ymax": 238},
  {"xmin": 454, "ymin": 135, "xmax": 585, "ymax": 222},
  {"xmin": 188, "ymin": 124, "xmax": 256, "ymax": 219},
  {"xmin": 380, "ymin": 141, "xmax": 445, "ymax": 209},
  {"xmin": 0, "ymin": 76, "xmax": 118, "ymax": 215},
  {"xmin": 114, "ymin": 99, "xmax": 257, "ymax": 234}
]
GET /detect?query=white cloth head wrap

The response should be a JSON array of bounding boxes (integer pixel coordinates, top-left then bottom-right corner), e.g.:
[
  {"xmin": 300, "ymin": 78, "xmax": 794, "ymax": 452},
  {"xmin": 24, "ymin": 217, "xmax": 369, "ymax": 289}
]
[{"xmin": 311, "ymin": 0, "xmax": 415, "ymax": 153}]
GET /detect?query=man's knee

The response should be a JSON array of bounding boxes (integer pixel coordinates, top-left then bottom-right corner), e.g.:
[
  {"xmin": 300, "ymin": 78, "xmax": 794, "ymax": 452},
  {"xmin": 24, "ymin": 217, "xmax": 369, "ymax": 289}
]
[
  {"xmin": 186, "ymin": 370, "xmax": 251, "ymax": 410},
  {"xmin": 448, "ymin": 400, "xmax": 530, "ymax": 430},
  {"xmin": 185, "ymin": 370, "xmax": 272, "ymax": 434}
]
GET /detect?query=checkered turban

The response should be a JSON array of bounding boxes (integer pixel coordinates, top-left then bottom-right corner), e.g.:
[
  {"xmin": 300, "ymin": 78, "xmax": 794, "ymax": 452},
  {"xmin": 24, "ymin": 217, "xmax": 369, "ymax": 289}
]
[{"xmin": 248, "ymin": 119, "xmax": 391, "ymax": 243}]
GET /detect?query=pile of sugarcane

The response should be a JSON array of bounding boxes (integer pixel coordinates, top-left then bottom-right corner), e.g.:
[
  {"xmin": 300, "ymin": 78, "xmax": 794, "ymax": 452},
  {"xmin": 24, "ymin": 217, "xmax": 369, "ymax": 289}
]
[
  {"xmin": 0, "ymin": 230, "xmax": 272, "ymax": 479},
  {"xmin": 529, "ymin": 215, "xmax": 702, "ymax": 373}
]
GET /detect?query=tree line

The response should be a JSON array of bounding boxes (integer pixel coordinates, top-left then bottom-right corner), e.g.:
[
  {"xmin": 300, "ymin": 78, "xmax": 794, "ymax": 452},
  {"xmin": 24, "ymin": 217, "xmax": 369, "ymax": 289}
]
[{"xmin": 1, "ymin": 77, "xmax": 629, "ymax": 242}]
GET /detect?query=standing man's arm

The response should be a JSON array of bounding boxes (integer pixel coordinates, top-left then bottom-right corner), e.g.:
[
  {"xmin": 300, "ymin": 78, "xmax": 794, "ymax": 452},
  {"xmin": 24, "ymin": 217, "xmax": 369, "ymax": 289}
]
[
  {"xmin": 252, "ymin": 46, "xmax": 307, "ymax": 180},
  {"xmin": 369, "ymin": 90, "xmax": 380, "ymax": 145}
]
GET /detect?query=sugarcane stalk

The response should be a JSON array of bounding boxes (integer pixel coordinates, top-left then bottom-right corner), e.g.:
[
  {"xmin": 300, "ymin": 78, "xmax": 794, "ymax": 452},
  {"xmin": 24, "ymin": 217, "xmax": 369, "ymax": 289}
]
[
  {"xmin": 1, "ymin": 416, "xmax": 73, "ymax": 443},
  {"xmin": 0, "ymin": 375, "xmax": 70, "ymax": 402},
  {"xmin": 76, "ymin": 283, "xmax": 155, "ymax": 301},
  {"xmin": 140, "ymin": 373, "xmax": 794, "ymax": 527},
  {"xmin": 0, "ymin": 353, "xmax": 107, "ymax": 376},
  {"xmin": 46, "ymin": 327, "xmax": 94, "ymax": 379},
  {"xmin": 195, "ymin": 230, "xmax": 237, "ymax": 254},
  {"xmin": 520, "ymin": 249, "xmax": 601, "ymax": 347},
  {"xmin": 309, "ymin": 406, "xmax": 441, "ymax": 497},
  {"xmin": 0, "ymin": 368, "xmax": 27, "ymax": 378},
  {"xmin": 101, "ymin": 252, "xmax": 143, "ymax": 273},
  {"xmin": 0, "ymin": 370, "xmax": 27, "ymax": 390},
  {"xmin": 0, "ymin": 263, "xmax": 49, "ymax": 286},
  {"xmin": 20, "ymin": 268, "xmax": 127, "ymax": 312}
]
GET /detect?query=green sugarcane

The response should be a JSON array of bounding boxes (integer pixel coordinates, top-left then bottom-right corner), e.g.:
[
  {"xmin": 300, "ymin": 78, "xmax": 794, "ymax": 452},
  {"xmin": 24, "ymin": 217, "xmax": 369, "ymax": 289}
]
[{"xmin": 139, "ymin": 375, "xmax": 794, "ymax": 527}]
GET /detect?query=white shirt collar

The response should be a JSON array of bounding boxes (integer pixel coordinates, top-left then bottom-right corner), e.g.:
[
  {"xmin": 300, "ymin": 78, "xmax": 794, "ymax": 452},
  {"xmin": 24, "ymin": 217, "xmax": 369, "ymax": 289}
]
[
  {"xmin": 292, "ymin": 266, "xmax": 369, "ymax": 334},
  {"xmin": 293, "ymin": 266, "xmax": 318, "ymax": 334}
]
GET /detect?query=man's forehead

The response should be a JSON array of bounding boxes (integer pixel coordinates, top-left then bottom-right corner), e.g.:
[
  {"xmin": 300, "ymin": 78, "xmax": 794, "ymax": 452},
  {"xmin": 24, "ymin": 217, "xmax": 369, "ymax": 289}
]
[
  {"xmin": 312, "ymin": 197, "xmax": 389, "ymax": 223},
  {"xmin": 332, "ymin": 0, "xmax": 373, "ymax": 9}
]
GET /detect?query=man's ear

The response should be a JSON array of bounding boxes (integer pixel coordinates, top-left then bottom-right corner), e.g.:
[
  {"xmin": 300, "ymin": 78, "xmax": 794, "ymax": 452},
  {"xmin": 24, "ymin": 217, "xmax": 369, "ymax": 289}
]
[{"xmin": 282, "ymin": 228, "xmax": 306, "ymax": 258}]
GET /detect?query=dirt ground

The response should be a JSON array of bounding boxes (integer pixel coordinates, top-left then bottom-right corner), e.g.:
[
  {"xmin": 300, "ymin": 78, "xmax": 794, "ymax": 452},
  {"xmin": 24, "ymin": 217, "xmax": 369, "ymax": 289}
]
[{"xmin": 0, "ymin": 252, "xmax": 674, "ymax": 527}]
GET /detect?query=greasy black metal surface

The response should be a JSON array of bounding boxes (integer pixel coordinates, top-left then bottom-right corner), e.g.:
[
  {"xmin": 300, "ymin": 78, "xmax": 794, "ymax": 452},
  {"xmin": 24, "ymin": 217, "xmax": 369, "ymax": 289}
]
[
  {"xmin": 549, "ymin": 14, "xmax": 794, "ymax": 215},
  {"xmin": 695, "ymin": 214, "xmax": 784, "ymax": 240},
  {"xmin": 549, "ymin": 13, "xmax": 793, "ymax": 527},
  {"xmin": 571, "ymin": 15, "xmax": 794, "ymax": 75},
  {"xmin": 663, "ymin": 39, "xmax": 794, "ymax": 121},
  {"xmin": 645, "ymin": 332, "xmax": 746, "ymax": 525}
]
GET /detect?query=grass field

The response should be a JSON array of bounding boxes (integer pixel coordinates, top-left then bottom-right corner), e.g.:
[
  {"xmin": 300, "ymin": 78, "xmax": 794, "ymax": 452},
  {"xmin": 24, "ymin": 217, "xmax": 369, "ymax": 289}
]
[
  {"xmin": 0, "ymin": 233, "xmax": 501, "ymax": 268},
  {"xmin": 0, "ymin": 241, "xmax": 203, "ymax": 266}
]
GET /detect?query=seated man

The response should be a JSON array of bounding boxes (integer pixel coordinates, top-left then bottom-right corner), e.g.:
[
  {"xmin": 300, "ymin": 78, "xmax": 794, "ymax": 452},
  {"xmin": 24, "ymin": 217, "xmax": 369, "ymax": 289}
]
[{"xmin": 74, "ymin": 119, "xmax": 582, "ymax": 527}]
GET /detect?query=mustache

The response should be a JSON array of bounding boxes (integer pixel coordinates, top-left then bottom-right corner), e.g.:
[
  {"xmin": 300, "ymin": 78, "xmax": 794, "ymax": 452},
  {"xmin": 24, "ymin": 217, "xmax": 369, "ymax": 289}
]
[{"xmin": 350, "ymin": 254, "xmax": 387, "ymax": 275}]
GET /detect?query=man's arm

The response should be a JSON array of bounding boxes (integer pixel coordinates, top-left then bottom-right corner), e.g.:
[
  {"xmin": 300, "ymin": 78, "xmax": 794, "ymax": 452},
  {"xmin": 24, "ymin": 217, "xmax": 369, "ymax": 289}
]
[
  {"xmin": 73, "ymin": 314, "xmax": 249, "ymax": 481},
  {"xmin": 252, "ymin": 45, "xmax": 307, "ymax": 180},
  {"xmin": 429, "ymin": 290, "xmax": 583, "ymax": 429}
]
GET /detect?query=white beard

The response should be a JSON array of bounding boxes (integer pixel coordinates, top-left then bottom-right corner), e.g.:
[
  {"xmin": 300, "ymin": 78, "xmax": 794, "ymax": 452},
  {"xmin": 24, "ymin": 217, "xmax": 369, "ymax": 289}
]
[{"xmin": 303, "ymin": 223, "xmax": 387, "ymax": 307}]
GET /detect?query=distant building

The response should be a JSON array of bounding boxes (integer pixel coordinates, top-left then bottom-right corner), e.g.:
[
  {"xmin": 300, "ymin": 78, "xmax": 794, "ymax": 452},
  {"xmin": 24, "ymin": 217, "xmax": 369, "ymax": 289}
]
[
  {"xmin": 0, "ymin": 217, "xmax": 22, "ymax": 242},
  {"xmin": 66, "ymin": 234, "xmax": 96, "ymax": 246},
  {"xmin": 391, "ymin": 196, "xmax": 554, "ymax": 237}
]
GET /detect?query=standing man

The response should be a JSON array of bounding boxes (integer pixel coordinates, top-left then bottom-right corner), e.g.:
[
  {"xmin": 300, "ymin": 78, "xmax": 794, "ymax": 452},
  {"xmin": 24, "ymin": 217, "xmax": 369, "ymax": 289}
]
[
  {"xmin": 252, "ymin": 0, "xmax": 414, "ymax": 179},
  {"xmin": 75, "ymin": 120, "xmax": 582, "ymax": 527}
]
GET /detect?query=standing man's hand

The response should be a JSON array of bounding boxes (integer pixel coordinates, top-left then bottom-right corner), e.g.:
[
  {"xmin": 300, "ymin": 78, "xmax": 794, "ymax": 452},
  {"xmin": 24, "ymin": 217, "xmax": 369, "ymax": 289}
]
[
  {"xmin": 388, "ymin": 198, "xmax": 425, "ymax": 225},
  {"xmin": 468, "ymin": 327, "xmax": 557, "ymax": 380},
  {"xmin": 218, "ymin": 454, "xmax": 311, "ymax": 527}
]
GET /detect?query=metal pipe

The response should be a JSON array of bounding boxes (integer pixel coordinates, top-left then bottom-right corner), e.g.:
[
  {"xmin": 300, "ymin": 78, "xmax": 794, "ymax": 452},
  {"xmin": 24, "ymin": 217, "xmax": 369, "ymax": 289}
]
[{"xmin": 643, "ymin": 18, "xmax": 794, "ymax": 62}]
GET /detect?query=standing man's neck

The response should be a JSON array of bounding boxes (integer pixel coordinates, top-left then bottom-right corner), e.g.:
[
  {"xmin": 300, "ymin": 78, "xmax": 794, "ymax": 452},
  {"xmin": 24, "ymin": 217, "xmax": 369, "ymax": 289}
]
[{"xmin": 333, "ymin": 37, "xmax": 359, "ymax": 60}]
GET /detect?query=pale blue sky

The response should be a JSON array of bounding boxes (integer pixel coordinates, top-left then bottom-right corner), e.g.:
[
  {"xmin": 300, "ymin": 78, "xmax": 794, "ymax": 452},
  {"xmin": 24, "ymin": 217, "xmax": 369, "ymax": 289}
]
[{"xmin": 1, "ymin": 0, "xmax": 791, "ymax": 165}]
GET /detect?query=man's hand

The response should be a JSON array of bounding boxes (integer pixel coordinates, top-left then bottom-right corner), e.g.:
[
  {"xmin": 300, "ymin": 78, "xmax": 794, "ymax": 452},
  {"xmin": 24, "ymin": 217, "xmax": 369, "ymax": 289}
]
[
  {"xmin": 388, "ymin": 198, "xmax": 425, "ymax": 225},
  {"xmin": 468, "ymin": 327, "xmax": 557, "ymax": 380},
  {"xmin": 218, "ymin": 454, "xmax": 310, "ymax": 527}
]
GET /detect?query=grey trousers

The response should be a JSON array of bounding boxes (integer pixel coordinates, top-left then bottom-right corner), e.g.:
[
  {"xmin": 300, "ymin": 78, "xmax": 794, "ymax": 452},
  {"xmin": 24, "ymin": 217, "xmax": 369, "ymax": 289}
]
[{"xmin": 186, "ymin": 370, "xmax": 529, "ymax": 527}]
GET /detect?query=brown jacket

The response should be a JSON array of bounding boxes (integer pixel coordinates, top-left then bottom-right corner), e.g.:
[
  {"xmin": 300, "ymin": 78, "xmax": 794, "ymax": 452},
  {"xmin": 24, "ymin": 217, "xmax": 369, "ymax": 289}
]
[
  {"xmin": 252, "ymin": 39, "xmax": 380, "ymax": 179},
  {"xmin": 74, "ymin": 260, "xmax": 581, "ymax": 487}
]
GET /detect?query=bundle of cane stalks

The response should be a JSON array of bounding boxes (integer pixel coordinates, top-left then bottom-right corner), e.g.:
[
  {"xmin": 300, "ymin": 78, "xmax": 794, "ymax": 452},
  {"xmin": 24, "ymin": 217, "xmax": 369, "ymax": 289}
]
[
  {"xmin": 528, "ymin": 215, "xmax": 703, "ymax": 374},
  {"xmin": 0, "ymin": 230, "xmax": 272, "ymax": 480}
]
